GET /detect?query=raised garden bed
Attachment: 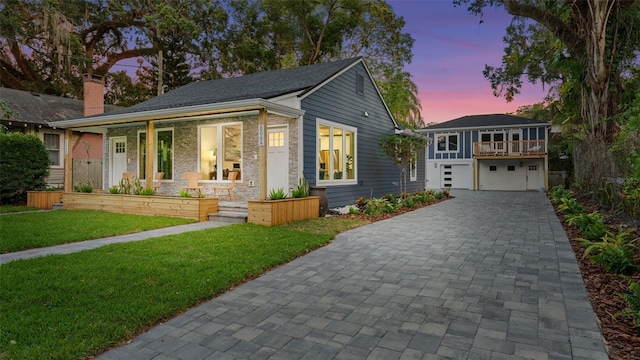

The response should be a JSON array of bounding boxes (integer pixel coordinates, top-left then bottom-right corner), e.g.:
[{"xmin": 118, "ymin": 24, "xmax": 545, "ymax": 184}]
[
  {"xmin": 248, "ymin": 196, "xmax": 320, "ymax": 226},
  {"xmin": 27, "ymin": 191, "xmax": 64, "ymax": 210},
  {"xmin": 63, "ymin": 192, "xmax": 218, "ymax": 221}
]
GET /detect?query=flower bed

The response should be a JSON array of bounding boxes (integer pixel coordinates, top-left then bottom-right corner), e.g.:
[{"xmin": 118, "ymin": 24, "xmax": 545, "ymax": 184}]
[{"xmin": 248, "ymin": 196, "xmax": 320, "ymax": 226}]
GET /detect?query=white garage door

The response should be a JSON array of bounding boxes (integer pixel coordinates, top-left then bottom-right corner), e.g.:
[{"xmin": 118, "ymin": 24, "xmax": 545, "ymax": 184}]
[
  {"xmin": 440, "ymin": 164, "xmax": 470, "ymax": 189},
  {"xmin": 479, "ymin": 160, "xmax": 543, "ymax": 191}
]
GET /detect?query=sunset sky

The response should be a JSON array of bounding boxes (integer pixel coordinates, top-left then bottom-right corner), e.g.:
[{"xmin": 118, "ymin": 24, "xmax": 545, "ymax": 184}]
[{"xmin": 389, "ymin": 0, "xmax": 548, "ymax": 123}]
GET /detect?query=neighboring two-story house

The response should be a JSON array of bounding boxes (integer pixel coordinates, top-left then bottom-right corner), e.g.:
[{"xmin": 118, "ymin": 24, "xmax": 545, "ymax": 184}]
[{"xmin": 418, "ymin": 114, "xmax": 551, "ymax": 191}]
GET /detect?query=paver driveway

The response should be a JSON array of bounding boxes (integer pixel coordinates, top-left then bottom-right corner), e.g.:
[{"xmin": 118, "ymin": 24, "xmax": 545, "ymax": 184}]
[{"xmin": 98, "ymin": 191, "xmax": 608, "ymax": 360}]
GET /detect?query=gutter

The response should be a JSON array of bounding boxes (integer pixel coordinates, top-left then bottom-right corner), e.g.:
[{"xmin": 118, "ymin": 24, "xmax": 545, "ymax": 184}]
[{"xmin": 50, "ymin": 98, "xmax": 305, "ymax": 129}]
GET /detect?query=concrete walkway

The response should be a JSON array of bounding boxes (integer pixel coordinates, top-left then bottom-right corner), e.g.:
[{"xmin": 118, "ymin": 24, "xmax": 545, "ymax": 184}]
[
  {"xmin": 0, "ymin": 221, "xmax": 227, "ymax": 265},
  {"xmin": 93, "ymin": 190, "xmax": 608, "ymax": 360}
]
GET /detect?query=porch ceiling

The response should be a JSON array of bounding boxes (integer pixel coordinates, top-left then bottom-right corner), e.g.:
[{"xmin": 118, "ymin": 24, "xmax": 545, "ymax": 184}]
[{"xmin": 49, "ymin": 98, "xmax": 305, "ymax": 130}]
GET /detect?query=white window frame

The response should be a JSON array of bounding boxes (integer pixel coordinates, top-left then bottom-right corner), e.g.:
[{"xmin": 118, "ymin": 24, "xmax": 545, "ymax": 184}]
[
  {"xmin": 42, "ymin": 131, "xmax": 63, "ymax": 168},
  {"xmin": 197, "ymin": 122, "xmax": 243, "ymax": 182},
  {"xmin": 435, "ymin": 133, "xmax": 459, "ymax": 153},
  {"xmin": 317, "ymin": 119, "xmax": 357, "ymax": 185},
  {"xmin": 137, "ymin": 128, "xmax": 175, "ymax": 180}
]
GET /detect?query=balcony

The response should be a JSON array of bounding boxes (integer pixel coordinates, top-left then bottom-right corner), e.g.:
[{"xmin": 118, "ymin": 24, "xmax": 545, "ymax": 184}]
[{"xmin": 473, "ymin": 140, "xmax": 546, "ymax": 158}]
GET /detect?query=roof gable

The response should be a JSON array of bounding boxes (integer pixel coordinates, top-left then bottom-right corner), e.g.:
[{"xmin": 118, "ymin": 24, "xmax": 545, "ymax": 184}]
[
  {"xmin": 99, "ymin": 57, "xmax": 362, "ymax": 118},
  {"xmin": 421, "ymin": 114, "xmax": 549, "ymax": 131}
]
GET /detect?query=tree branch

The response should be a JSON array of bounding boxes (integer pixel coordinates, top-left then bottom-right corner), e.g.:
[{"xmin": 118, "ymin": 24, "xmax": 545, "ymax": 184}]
[
  {"xmin": 502, "ymin": 0, "xmax": 585, "ymax": 59},
  {"xmin": 94, "ymin": 48, "xmax": 156, "ymax": 75}
]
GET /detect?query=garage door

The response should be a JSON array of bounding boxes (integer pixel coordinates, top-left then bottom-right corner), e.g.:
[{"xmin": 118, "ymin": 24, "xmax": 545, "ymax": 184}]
[
  {"xmin": 479, "ymin": 160, "xmax": 543, "ymax": 191},
  {"xmin": 440, "ymin": 164, "xmax": 470, "ymax": 189},
  {"xmin": 479, "ymin": 162, "xmax": 525, "ymax": 191}
]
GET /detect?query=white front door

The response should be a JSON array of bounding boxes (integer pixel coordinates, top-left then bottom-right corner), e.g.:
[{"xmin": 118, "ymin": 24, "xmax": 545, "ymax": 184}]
[
  {"xmin": 267, "ymin": 127, "xmax": 289, "ymax": 194},
  {"xmin": 509, "ymin": 130, "xmax": 522, "ymax": 155},
  {"xmin": 110, "ymin": 137, "xmax": 127, "ymax": 186},
  {"xmin": 526, "ymin": 161, "xmax": 543, "ymax": 190}
]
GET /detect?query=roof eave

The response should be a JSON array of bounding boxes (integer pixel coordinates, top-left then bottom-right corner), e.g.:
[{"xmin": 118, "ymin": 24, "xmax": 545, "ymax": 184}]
[
  {"xmin": 417, "ymin": 122, "xmax": 552, "ymax": 133},
  {"xmin": 50, "ymin": 98, "xmax": 305, "ymax": 129}
]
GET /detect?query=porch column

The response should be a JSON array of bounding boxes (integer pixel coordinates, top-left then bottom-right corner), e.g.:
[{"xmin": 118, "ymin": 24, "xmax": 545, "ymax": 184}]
[
  {"xmin": 64, "ymin": 129, "xmax": 73, "ymax": 192},
  {"xmin": 258, "ymin": 109, "xmax": 268, "ymax": 200},
  {"xmin": 145, "ymin": 121, "xmax": 155, "ymax": 189}
]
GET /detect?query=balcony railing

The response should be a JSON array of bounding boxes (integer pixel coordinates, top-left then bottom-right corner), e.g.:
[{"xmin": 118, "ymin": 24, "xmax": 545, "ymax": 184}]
[{"xmin": 473, "ymin": 140, "xmax": 546, "ymax": 157}]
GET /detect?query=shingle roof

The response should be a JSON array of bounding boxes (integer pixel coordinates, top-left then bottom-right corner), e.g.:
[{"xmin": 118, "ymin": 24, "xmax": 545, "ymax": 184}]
[
  {"xmin": 422, "ymin": 114, "xmax": 549, "ymax": 130},
  {"xmin": 96, "ymin": 57, "xmax": 362, "ymax": 118},
  {"xmin": 0, "ymin": 87, "xmax": 120, "ymax": 124}
]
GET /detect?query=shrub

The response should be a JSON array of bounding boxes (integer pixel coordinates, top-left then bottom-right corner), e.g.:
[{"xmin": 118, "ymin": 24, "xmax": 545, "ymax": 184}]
[
  {"xmin": 291, "ymin": 177, "xmax": 309, "ymax": 198},
  {"xmin": 348, "ymin": 206, "xmax": 360, "ymax": 214},
  {"xmin": 179, "ymin": 189, "xmax": 192, "ymax": 198},
  {"xmin": 0, "ymin": 132, "xmax": 50, "ymax": 204},
  {"xmin": 138, "ymin": 188, "xmax": 156, "ymax": 196},
  {"xmin": 556, "ymin": 196, "xmax": 585, "ymax": 215},
  {"xmin": 617, "ymin": 278, "xmax": 640, "ymax": 328},
  {"xmin": 108, "ymin": 186, "xmax": 120, "ymax": 194},
  {"xmin": 565, "ymin": 211, "xmax": 607, "ymax": 241},
  {"xmin": 442, "ymin": 188, "xmax": 451, "ymax": 197},
  {"xmin": 74, "ymin": 181, "xmax": 93, "ymax": 193},
  {"xmin": 364, "ymin": 198, "xmax": 392, "ymax": 216},
  {"xmin": 268, "ymin": 188, "xmax": 287, "ymax": 200},
  {"xmin": 579, "ymin": 226, "xmax": 638, "ymax": 275},
  {"xmin": 403, "ymin": 195, "xmax": 417, "ymax": 208},
  {"xmin": 549, "ymin": 185, "xmax": 572, "ymax": 202},
  {"xmin": 356, "ymin": 196, "xmax": 369, "ymax": 210}
]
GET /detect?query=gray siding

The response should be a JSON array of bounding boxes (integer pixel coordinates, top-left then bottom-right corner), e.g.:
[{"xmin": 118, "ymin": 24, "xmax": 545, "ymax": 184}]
[{"xmin": 301, "ymin": 63, "xmax": 424, "ymax": 207}]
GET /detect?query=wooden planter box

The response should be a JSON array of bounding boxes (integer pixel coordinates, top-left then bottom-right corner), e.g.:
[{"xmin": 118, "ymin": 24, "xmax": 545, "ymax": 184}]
[
  {"xmin": 248, "ymin": 196, "xmax": 320, "ymax": 226},
  {"xmin": 27, "ymin": 191, "xmax": 64, "ymax": 210},
  {"xmin": 63, "ymin": 192, "xmax": 218, "ymax": 221}
]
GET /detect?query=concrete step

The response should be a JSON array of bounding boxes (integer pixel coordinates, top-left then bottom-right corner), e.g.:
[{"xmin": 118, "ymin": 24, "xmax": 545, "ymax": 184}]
[{"xmin": 209, "ymin": 211, "xmax": 247, "ymax": 223}]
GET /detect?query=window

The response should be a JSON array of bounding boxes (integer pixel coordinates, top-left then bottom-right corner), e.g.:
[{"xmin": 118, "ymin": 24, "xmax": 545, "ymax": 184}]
[
  {"xmin": 436, "ymin": 133, "xmax": 458, "ymax": 153},
  {"xmin": 356, "ymin": 73, "xmax": 364, "ymax": 95},
  {"xmin": 318, "ymin": 120, "xmax": 356, "ymax": 183},
  {"xmin": 199, "ymin": 123, "xmax": 242, "ymax": 181},
  {"xmin": 529, "ymin": 165, "xmax": 538, "ymax": 171},
  {"xmin": 43, "ymin": 133, "xmax": 61, "ymax": 166},
  {"xmin": 138, "ymin": 129, "xmax": 174, "ymax": 180},
  {"xmin": 489, "ymin": 166, "xmax": 497, "ymax": 172},
  {"xmin": 507, "ymin": 165, "xmax": 515, "ymax": 171},
  {"xmin": 410, "ymin": 157, "xmax": 417, "ymax": 181}
]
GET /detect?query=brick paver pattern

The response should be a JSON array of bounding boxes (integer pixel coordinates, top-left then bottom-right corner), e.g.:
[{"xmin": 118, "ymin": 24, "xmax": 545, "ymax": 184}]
[{"xmin": 97, "ymin": 191, "xmax": 608, "ymax": 360}]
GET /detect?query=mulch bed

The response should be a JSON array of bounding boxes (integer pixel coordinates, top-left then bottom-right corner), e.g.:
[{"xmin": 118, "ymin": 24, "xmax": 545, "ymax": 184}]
[
  {"xmin": 337, "ymin": 194, "xmax": 640, "ymax": 359},
  {"xmin": 554, "ymin": 197, "xmax": 640, "ymax": 359}
]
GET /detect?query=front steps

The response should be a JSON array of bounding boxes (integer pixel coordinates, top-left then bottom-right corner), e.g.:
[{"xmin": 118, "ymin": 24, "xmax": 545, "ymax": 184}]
[{"xmin": 209, "ymin": 201, "xmax": 248, "ymax": 223}]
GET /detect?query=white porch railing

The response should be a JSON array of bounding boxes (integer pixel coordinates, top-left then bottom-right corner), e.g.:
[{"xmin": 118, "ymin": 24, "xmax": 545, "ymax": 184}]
[{"xmin": 474, "ymin": 140, "xmax": 546, "ymax": 157}]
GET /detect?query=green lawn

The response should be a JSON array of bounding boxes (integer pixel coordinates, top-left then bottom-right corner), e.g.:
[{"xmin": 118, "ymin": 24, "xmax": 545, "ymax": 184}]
[
  {"xmin": 0, "ymin": 205, "xmax": 39, "ymax": 214},
  {"xmin": 0, "ymin": 218, "xmax": 365, "ymax": 360},
  {"xmin": 0, "ymin": 210, "xmax": 195, "ymax": 253}
]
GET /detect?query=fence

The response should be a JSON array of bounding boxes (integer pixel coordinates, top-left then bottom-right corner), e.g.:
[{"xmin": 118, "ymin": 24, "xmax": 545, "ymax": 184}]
[{"xmin": 73, "ymin": 159, "xmax": 103, "ymax": 189}]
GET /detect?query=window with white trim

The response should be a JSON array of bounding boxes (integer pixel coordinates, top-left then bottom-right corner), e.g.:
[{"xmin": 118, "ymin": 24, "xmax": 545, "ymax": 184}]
[
  {"xmin": 43, "ymin": 132, "xmax": 62, "ymax": 167},
  {"xmin": 138, "ymin": 129, "xmax": 174, "ymax": 180},
  {"xmin": 410, "ymin": 157, "xmax": 417, "ymax": 181},
  {"xmin": 317, "ymin": 120, "xmax": 356, "ymax": 183},
  {"xmin": 198, "ymin": 123, "xmax": 242, "ymax": 181},
  {"xmin": 436, "ymin": 133, "xmax": 458, "ymax": 153}
]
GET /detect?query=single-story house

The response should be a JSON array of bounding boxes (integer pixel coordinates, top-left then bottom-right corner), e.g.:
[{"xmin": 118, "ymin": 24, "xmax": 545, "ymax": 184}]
[
  {"xmin": 0, "ymin": 85, "xmax": 118, "ymax": 188},
  {"xmin": 52, "ymin": 57, "xmax": 426, "ymax": 207},
  {"xmin": 417, "ymin": 114, "xmax": 551, "ymax": 191}
]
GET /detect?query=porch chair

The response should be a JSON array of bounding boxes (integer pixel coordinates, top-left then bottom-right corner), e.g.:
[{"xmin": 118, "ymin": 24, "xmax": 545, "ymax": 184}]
[
  {"xmin": 182, "ymin": 172, "xmax": 204, "ymax": 196},
  {"xmin": 212, "ymin": 171, "xmax": 238, "ymax": 201},
  {"xmin": 152, "ymin": 172, "xmax": 164, "ymax": 191},
  {"xmin": 122, "ymin": 172, "xmax": 137, "ymax": 182}
]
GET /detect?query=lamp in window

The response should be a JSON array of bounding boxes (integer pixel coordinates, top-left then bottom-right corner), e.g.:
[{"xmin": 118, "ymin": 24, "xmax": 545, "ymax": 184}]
[{"xmin": 209, "ymin": 150, "xmax": 217, "ymax": 170}]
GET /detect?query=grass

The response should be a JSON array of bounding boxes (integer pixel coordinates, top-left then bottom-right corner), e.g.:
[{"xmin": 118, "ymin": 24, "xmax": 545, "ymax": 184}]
[
  {"xmin": 0, "ymin": 218, "xmax": 367, "ymax": 360},
  {"xmin": 0, "ymin": 210, "xmax": 195, "ymax": 253},
  {"xmin": 0, "ymin": 205, "xmax": 39, "ymax": 214}
]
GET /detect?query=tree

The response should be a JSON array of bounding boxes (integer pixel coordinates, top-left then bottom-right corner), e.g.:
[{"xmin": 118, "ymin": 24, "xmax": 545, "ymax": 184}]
[
  {"xmin": 0, "ymin": 0, "xmax": 226, "ymax": 98},
  {"xmin": 378, "ymin": 134, "xmax": 428, "ymax": 197},
  {"xmin": 455, "ymin": 0, "xmax": 640, "ymax": 191},
  {"xmin": 213, "ymin": 0, "xmax": 422, "ymax": 126}
]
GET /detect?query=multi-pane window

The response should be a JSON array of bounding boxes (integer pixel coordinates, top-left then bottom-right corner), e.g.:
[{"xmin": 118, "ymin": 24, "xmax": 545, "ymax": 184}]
[
  {"xmin": 436, "ymin": 133, "xmax": 458, "ymax": 152},
  {"xmin": 199, "ymin": 123, "xmax": 242, "ymax": 181},
  {"xmin": 137, "ymin": 129, "xmax": 173, "ymax": 180},
  {"xmin": 43, "ymin": 133, "xmax": 61, "ymax": 166},
  {"xmin": 318, "ymin": 120, "xmax": 356, "ymax": 183}
]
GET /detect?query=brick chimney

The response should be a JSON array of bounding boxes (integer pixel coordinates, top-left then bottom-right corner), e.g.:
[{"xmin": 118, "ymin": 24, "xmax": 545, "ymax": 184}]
[{"xmin": 83, "ymin": 74, "xmax": 104, "ymax": 116}]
